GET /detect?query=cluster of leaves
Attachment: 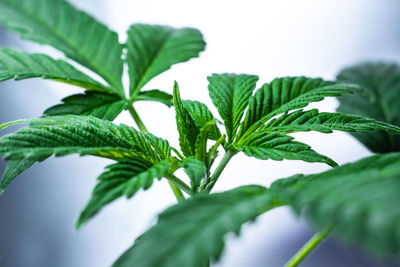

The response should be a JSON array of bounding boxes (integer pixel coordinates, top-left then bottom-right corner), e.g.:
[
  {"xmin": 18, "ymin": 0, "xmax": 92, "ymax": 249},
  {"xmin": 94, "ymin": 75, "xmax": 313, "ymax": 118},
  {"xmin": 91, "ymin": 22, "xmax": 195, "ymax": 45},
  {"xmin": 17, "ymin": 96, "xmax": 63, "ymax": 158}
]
[{"xmin": 0, "ymin": 0, "xmax": 400, "ymax": 266}]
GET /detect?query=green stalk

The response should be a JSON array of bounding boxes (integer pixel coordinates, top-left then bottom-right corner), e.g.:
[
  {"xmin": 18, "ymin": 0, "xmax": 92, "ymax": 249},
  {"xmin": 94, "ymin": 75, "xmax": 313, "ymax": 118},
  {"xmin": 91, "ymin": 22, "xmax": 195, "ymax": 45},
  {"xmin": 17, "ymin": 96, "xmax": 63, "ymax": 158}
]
[
  {"xmin": 204, "ymin": 149, "xmax": 236, "ymax": 193},
  {"xmin": 128, "ymin": 105, "xmax": 148, "ymax": 133},
  {"xmin": 168, "ymin": 182, "xmax": 185, "ymax": 202},
  {"xmin": 167, "ymin": 175, "xmax": 192, "ymax": 196},
  {"xmin": 284, "ymin": 225, "xmax": 334, "ymax": 267},
  {"xmin": 128, "ymin": 104, "xmax": 186, "ymax": 200}
]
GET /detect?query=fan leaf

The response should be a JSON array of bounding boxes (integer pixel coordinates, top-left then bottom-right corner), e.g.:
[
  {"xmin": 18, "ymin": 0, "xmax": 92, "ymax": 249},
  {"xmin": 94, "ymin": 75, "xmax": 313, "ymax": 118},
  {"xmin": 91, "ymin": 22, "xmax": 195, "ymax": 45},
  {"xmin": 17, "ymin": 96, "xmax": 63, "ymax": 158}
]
[
  {"xmin": 44, "ymin": 91, "xmax": 128, "ymax": 121},
  {"xmin": 77, "ymin": 158, "xmax": 171, "ymax": 229},
  {"xmin": 271, "ymin": 152, "xmax": 400, "ymax": 253},
  {"xmin": 0, "ymin": 0, "xmax": 124, "ymax": 95},
  {"xmin": 262, "ymin": 109, "xmax": 400, "ymax": 134},
  {"xmin": 336, "ymin": 62, "xmax": 400, "ymax": 152},
  {"xmin": 0, "ymin": 48, "xmax": 110, "ymax": 92},
  {"xmin": 207, "ymin": 73, "xmax": 259, "ymax": 142},
  {"xmin": 127, "ymin": 24, "xmax": 205, "ymax": 96},
  {"xmin": 0, "ymin": 115, "xmax": 170, "ymax": 170},
  {"xmin": 113, "ymin": 185, "xmax": 280, "ymax": 267},
  {"xmin": 235, "ymin": 131, "xmax": 337, "ymax": 167},
  {"xmin": 238, "ymin": 78, "xmax": 356, "ymax": 139}
]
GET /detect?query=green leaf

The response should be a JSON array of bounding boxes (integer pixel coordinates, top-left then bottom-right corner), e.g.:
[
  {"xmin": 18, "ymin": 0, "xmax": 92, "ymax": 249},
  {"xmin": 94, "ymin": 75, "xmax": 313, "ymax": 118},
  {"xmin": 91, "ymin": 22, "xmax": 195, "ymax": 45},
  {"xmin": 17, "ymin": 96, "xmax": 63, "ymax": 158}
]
[
  {"xmin": 183, "ymin": 100, "xmax": 221, "ymax": 140},
  {"xmin": 0, "ymin": 0, "xmax": 124, "ymax": 95},
  {"xmin": 77, "ymin": 158, "xmax": 171, "ymax": 229},
  {"xmin": 238, "ymin": 77, "xmax": 356, "ymax": 138},
  {"xmin": 235, "ymin": 132, "xmax": 337, "ymax": 167},
  {"xmin": 0, "ymin": 48, "xmax": 109, "ymax": 92},
  {"xmin": 194, "ymin": 122, "xmax": 213, "ymax": 162},
  {"xmin": 262, "ymin": 109, "xmax": 400, "ymax": 134},
  {"xmin": 126, "ymin": 24, "xmax": 205, "ymax": 96},
  {"xmin": 173, "ymin": 82, "xmax": 199, "ymax": 157},
  {"xmin": 113, "ymin": 185, "xmax": 280, "ymax": 267},
  {"xmin": 207, "ymin": 73, "xmax": 259, "ymax": 142},
  {"xmin": 44, "ymin": 91, "xmax": 129, "ymax": 121},
  {"xmin": 180, "ymin": 157, "xmax": 206, "ymax": 192},
  {"xmin": 0, "ymin": 157, "xmax": 45, "ymax": 194},
  {"xmin": 336, "ymin": 62, "xmax": 400, "ymax": 153},
  {"xmin": 0, "ymin": 115, "xmax": 170, "ymax": 164},
  {"xmin": 135, "ymin": 89, "xmax": 173, "ymax": 107},
  {"xmin": 239, "ymin": 77, "xmax": 329, "ymax": 134},
  {"xmin": 271, "ymin": 152, "xmax": 400, "ymax": 253}
]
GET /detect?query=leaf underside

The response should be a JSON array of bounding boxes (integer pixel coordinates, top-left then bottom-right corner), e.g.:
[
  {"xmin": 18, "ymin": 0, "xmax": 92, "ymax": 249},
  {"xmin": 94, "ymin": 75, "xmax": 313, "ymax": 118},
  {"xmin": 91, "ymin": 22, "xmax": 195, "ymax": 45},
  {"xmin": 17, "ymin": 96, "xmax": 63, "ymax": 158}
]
[
  {"xmin": 272, "ymin": 152, "xmax": 400, "ymax": 253},
  {"xmin": 77, "ymin": 158, "xmax": 171, "ymax": 228},
  {"xmin": 113, "ymin": 186, "xmax": 279, "ymax": 267},
  {"xmin": 336, "ymin": 62, "xmax": 400, "ymax": 153},
  {"xmin": 135, "ymin": 89, "xmax": 173, "ymax": 107}
]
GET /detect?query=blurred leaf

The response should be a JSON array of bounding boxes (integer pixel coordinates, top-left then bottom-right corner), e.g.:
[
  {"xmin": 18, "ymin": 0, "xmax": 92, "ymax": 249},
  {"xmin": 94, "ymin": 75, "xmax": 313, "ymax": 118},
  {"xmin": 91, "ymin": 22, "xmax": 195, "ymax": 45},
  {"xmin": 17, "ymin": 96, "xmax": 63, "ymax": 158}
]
[
  {"xmin": 113, "ymin": 186, "xmax": 280, "ymax": 267},
  {"xmin": 337, "ymin": 62, "xmax": 400, "ymax": 153},
  {"xmin": 272, "ymin": 152, "xmax": 400, "ymax": 253},
  {"xmin": 135, "ymin": 90, "xmax": 173, "ymax": 107},
  {"xmin": 77, "ymin": 159, "xmax": 171, "ymax": 228},
  {"xmin": 0, "ymin": 0, "xmax": 124, "ymax": 95},
  {"xmin": 45, "ymin": 91, "xmax": 128, "ymax": 121},
  {"xmin": 0, "ymin": 48, "xmax": 109, "ymax": 92}
]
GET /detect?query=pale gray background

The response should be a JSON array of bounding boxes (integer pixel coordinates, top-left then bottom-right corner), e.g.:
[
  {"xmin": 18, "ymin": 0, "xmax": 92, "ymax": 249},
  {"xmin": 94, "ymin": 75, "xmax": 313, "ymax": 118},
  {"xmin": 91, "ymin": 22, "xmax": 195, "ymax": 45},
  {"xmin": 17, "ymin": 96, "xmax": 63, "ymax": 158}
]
[{"xmin": 0, "ymin": 0, "xmax": 400, "ymax": 266}]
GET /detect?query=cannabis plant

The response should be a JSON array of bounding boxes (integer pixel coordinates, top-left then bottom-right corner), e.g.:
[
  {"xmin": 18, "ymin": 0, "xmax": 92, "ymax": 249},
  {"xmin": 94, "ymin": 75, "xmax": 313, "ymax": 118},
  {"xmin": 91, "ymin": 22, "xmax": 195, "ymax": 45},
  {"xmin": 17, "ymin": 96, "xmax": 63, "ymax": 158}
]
[{"xmin": 0, "ymin": 1, "xmax": 400, "ymax": 266}]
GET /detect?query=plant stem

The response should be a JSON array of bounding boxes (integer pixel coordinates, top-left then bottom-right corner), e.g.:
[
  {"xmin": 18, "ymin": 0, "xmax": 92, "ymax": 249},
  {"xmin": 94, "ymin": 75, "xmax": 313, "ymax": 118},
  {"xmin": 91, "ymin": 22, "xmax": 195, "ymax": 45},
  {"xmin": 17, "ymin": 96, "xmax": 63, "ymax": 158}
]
[
  {"xmin": 204, "ymin": 149, "xmax": 236, "ymax": 193},
  {"xmin": 127, "ymin": 104, "xmax": 186, "ymax": 199},
  {"xmin": 168, "ymin": 182, "xmax": 185, "ymax": 201},
  {"xmin": 128, "ymin": 105, "xmax": 148, "ymax": 133},
  {"xmin": 167, "ymin": 175, "xmax": 192, "ymax": 196},
  {"xmin": 284, "ymin": 225, "xmax": 334, "ymax": 267}
]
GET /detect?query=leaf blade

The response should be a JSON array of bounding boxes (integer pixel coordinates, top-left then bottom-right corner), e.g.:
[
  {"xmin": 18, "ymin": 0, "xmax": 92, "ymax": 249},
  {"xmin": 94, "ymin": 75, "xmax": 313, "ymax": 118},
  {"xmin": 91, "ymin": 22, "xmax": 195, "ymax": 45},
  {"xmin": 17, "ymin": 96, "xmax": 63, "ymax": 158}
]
[
  {"xmin": 44, "ymin": 91, "xmax": 128, "ymax": 121},
  {"xmin": 0, "ymin": 48, "xmax": 109, "ymax": 92},
  {"xmin": 262, "ymin": 109, "xmax": 400, "ymax": 135},
  {"xmin": 336, "ymin": 62, "xmax": 400, "ymax": 152},
  {"xmin": 271, "ymin": 152, "xmax": 400, "ymax": 253},
  {"xmin": 235, "ymin": 132, "xmax": 337, "ymax": 167},
  {"xmin": 0, "ymin": 0, "xmax": 124, "ymax": 94},
  {"xmin": 126, "ymin": 24, "xmax": 205, "ymax": 96},
  {"xmin": 173, "ymin": 82, "xmax": 199, "ymax": 157},
  {"xmin": 77, "ymin": 158, "xmax": 171, "ymax": 228},
  {"xmin": 238, "ymin": 77, "xmax": 356, "ymax": 138},
  {"xmin": 112, "ymin": 185, "xmax": 280, "ymax": 267},
  {"xmin": 135, "ymin": 89, "xmax": 173, "ymax": 107},
  {"xmin": 207, "ymin": 73, "xmax": 259, "ymax": 142},
  {"xmin": 0, "ymin": 116, "xmax": 171, "ymax": 194}
]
